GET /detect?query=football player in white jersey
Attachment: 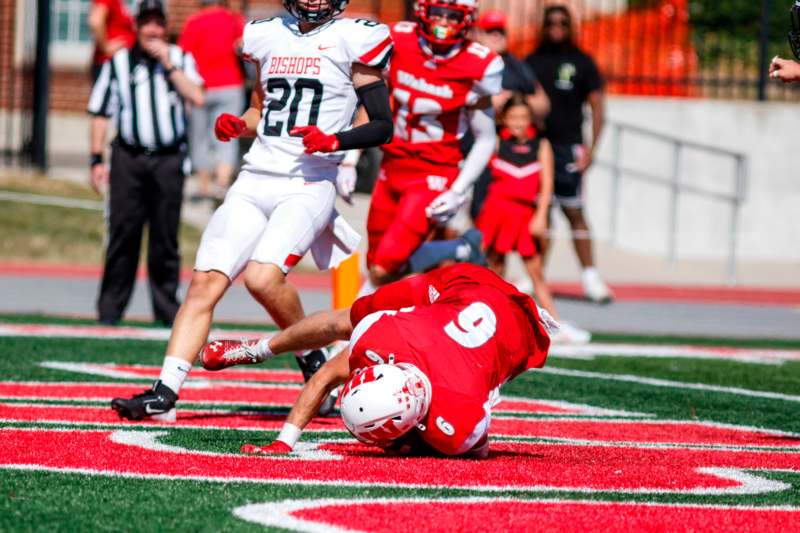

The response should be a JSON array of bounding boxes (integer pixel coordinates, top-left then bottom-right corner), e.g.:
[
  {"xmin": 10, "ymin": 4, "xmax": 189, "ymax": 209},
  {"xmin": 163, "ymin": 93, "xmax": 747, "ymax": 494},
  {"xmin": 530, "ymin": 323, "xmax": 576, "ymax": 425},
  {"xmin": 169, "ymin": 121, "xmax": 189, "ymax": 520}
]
[{"xmin": 112, "ymin": 0, "xmax": 394, "ymax": 421}]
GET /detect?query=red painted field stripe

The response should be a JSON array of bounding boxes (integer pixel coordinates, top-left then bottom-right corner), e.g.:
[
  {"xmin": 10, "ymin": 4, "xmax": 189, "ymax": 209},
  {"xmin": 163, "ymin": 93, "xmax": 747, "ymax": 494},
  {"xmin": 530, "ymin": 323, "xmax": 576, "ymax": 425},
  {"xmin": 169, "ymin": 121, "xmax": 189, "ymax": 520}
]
[
  {"xmin": 0, "ymin": 382, "xmax": 585, "ymax": 415},
  {"xmin": 3, "ymin": 428, "xmax": 800, "ymax": 491},
  {"xmin": 491, "ymin": 418, "xmax": 800, "ymax": 448},
  {"xmin": 293, "ymin": 500, "xmax": 800, "ymax": 533},
  {"xmin": 0, "ymin": 382, "xmax": 302, "ymax": 405},
  {"xmin": 3, "ymin": 401, "xmax": 794, "ymax": 448},
  {"xmin": 550, "ymin": 282, "xmax": 800, "ymax": 307},
  {"xmin": 0, "ymin": 262, "xmax": 331, "ymax": 290},
  {"xmin": 105, "ymin": 365, "xmax": 305, "ymax": 384},
  {"xmin": 0, "ymin": 403, "xmax": 340, "ymax": 431}
]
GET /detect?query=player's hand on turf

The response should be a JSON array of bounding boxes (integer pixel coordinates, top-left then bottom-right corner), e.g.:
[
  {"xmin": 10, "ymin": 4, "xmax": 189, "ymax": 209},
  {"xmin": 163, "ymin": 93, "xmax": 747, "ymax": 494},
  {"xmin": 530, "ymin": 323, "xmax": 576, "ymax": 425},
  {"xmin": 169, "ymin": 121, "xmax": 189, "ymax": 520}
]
[
  {"xmin": 291, "ymin": 126, "xmax": 341, "ymax": 154},
  {"xmin": 90, "ymin": 163, "xmax": 109, "ymax": 195},
  {"xmin": 769, "ymin": 56, "xmax": 800, "ymax": 83},
  {"xmin": 241, "ymin": 440, "xmax": 292, "ymax": 455},
  {"xmin": 336, "ymin": 164, "xmax": 357, "ymax": 204},
  {"xmin": 426, "ymin": 190, "xmax": 465, "ymax": 224},
  {"xmin": 215, "ymin": 113, "xmax": 247, "ymax": 142}
]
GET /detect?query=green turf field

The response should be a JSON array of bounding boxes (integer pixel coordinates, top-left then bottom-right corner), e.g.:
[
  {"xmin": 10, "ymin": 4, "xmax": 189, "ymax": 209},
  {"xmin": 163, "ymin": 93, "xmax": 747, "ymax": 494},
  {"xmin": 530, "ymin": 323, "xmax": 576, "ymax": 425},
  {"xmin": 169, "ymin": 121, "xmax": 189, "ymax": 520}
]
[{"xmin": 0, "ymin": 316, "xmax": 798, "ymax": 532}]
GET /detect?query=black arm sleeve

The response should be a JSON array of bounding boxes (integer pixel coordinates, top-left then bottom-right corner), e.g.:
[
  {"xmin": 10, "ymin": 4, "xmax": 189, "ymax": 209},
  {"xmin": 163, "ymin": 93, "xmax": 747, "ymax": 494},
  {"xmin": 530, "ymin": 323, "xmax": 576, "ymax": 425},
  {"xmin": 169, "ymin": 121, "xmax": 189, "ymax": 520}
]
[{"xmin": 335, "ymin": 80, "xmax": 394, "ymax": 151}]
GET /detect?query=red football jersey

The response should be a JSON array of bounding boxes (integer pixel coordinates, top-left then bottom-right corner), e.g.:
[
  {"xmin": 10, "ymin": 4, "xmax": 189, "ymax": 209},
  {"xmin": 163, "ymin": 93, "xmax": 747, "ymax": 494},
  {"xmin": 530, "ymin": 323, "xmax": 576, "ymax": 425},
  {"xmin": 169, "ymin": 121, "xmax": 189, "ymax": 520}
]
[
  {"xmin": 381, "ymin": 21, "xmax": 504, "ymax": 170},
  {"xmin": 348, "ymin": 264, "xmax": 551, "ymax": 455}
]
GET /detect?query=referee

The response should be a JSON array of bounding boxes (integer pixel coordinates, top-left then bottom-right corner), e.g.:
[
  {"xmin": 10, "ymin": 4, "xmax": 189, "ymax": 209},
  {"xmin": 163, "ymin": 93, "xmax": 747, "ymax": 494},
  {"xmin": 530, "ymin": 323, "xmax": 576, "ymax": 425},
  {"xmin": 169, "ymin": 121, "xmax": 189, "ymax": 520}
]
[{"xmin": 88, "ymin": 0, "xmax": 204, "ymax": 326}]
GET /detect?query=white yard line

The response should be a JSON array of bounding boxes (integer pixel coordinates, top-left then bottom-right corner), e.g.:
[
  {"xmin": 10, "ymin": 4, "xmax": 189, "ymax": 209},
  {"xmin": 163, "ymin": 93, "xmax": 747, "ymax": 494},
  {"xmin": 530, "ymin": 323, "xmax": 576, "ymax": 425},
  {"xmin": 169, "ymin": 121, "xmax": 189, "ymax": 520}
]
[
  {"xmin": 549, "ymin": 343, "xmax": 800, "ymax": 365},
  {"xmin": 4, "ymin": 323, "xmax": 799, "ymax": 365},
  {"xmin": 539, "ymin": 367, "xmax": 800, "ymax": 403}
]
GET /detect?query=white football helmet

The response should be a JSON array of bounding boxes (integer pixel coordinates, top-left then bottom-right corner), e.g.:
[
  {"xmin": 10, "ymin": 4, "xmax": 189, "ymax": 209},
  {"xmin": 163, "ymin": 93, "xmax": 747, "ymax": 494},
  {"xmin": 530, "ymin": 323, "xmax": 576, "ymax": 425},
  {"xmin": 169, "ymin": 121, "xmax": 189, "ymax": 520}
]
[{"xmin": 340, "ymin": 363, "xmax": 432, "ymax": 447}]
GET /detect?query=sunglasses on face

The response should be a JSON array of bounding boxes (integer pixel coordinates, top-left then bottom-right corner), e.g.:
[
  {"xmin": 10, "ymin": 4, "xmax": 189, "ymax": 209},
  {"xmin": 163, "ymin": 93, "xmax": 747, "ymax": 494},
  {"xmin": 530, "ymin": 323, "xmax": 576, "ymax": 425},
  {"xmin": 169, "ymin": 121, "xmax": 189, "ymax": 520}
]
[
  {"xmin": 486, "ymin": 28, "xmax": 506, "ymax": 37},
  {"xmin": 545, "ymin": 17, "xmax": 570, "ymax": 28},
  {"xmin": 428, "ymin": 7, "xmax": 465, "ymax": 23}
]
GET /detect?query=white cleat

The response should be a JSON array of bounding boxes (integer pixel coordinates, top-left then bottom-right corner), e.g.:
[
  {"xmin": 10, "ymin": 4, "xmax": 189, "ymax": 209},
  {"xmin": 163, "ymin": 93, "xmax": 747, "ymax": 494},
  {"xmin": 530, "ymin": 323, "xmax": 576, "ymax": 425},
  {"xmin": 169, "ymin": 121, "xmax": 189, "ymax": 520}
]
[
  {"xmin": 151, "ymin": 408, "xmax": 177, "ymax": 423},
  {"xmin": 550, "ymin": 322, "xmax": 592, "ymax": 345}
]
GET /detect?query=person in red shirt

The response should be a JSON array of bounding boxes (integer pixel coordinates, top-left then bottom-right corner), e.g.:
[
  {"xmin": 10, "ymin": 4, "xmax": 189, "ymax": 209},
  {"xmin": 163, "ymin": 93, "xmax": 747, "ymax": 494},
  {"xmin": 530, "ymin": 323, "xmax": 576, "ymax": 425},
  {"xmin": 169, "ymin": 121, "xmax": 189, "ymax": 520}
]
[
  {"xmin": 201, "ymin": 263, "xmax": 555, "ymax": 457},
  {"xmin": 88, "ymin": 0, "xmax": 136, "ymax": 80},
  {"xmin": 179, "ymin": 0, "xmax": 245, "ymax": 199}
]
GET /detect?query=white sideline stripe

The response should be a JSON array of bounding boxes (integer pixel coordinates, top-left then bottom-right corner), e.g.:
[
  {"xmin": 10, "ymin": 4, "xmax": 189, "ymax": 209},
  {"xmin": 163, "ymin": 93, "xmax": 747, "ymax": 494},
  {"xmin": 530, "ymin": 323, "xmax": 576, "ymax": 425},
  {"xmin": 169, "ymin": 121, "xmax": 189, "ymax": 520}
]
[
  {"xmin": 549, "ymin": 344, "xmax": 800, "ymax": 366},
  {"xmin": 0, "ymin": 191, "xmax": 104, "ymax": 211},
  {"xmin": 0, "ymin": 462, "xmax": 790, "ymax": 496},
  {"xmin": 36, "ymin": 363, "xmax": 302, "ymax": 388},
  {"xmin": 540, "ymin": 367, "xmax": 800, "ymax": 403},
  {"xmin": 0, "ymin": 379, "xmax": 301, "ymax": 390},
  {"xmin": 233, "ymin": 497, "xmax": 800, "ymax": 533},
  {"xmin": 5, "ymin": 324, "xmax": 800, "ymax": 365}
]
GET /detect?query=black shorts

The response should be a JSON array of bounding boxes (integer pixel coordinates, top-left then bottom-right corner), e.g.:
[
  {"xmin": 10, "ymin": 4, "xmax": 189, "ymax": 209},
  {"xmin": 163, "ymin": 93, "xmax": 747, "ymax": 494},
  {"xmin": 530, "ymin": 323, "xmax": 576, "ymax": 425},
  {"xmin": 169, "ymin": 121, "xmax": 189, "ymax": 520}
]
[{"xmin": 552, "ymin": 143, "xmax": 585, "ymax": 209}]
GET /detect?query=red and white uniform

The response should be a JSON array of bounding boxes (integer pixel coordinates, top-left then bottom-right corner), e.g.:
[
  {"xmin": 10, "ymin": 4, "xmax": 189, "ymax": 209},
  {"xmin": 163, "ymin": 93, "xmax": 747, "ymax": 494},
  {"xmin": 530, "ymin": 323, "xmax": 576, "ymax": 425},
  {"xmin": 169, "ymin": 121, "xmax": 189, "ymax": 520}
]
[
  {"xmin": 347, "ymin": 264, "xmax": 551, "ymax": 455},
  {"xmin": 477, "ymin": 133, "xmax": 543, "ymax": 258},
  {"xmin": 366, "ymin": 21, "xmax": 503, "ymax": 273}
]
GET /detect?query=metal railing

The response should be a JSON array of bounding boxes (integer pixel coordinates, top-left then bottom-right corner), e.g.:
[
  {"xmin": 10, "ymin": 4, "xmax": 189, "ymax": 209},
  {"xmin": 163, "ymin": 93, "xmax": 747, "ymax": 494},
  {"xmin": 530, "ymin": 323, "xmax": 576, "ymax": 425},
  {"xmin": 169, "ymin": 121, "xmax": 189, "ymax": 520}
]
[{"xmin": 600, "ymin": 121, "xmax": 749, "ymax": 284}]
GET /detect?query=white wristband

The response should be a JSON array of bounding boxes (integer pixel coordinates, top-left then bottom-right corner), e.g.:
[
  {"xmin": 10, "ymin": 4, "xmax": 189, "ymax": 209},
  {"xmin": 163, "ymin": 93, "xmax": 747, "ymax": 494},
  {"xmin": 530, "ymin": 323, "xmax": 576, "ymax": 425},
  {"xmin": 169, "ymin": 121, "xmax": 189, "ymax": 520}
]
[
  {"xmin": 277, "ymin": 422, "xmax": 302, "ymax": 448},
  {"xmin": 342, "ymin": 149, "xmax": 361, "ymax": 166}
]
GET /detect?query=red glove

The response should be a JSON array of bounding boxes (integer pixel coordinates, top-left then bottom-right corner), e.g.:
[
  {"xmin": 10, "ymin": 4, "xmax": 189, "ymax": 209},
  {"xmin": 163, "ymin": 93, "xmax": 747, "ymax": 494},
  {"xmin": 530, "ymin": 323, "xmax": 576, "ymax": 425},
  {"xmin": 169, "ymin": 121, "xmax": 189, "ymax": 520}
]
[
  {"xmin": 215, "ymin": 113, "xmax": 246, "ymax": 142},
  {"xmin": 241, "ymin": 440, "xmax": 292, "ymax": 455},
  {"xmin": 290, "ymin": 126, "xmax": 340, "ymax": 154}
]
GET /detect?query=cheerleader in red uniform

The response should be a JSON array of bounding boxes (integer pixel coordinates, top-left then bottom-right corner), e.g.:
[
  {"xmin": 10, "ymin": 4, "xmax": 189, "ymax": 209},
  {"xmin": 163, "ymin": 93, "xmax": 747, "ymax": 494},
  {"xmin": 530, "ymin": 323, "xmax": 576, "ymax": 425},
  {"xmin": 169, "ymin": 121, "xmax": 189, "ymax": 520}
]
[{"xmin": 476, "ymin": 94, "xmax": 560, "ymax": 321}]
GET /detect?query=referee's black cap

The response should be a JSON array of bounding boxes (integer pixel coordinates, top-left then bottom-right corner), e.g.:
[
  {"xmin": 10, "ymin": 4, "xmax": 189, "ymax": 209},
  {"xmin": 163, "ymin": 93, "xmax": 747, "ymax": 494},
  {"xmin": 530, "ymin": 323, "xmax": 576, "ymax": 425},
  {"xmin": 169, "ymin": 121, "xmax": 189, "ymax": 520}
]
[{"xmin": 137, "ymin": 0, "xmax": 167, "ymax": 24}]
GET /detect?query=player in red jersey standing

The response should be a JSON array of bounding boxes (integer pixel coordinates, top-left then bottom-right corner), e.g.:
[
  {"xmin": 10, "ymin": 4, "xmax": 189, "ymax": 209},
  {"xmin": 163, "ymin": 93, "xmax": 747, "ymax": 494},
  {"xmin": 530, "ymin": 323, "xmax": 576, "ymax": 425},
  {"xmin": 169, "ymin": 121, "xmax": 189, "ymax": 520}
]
[
  {"xmin": 201, "ymin": 263, "xmax": 556, "ymax": 457},
  {"xmin": 358, "ymin": 0, "xmax": 504, "ymax": 288}
]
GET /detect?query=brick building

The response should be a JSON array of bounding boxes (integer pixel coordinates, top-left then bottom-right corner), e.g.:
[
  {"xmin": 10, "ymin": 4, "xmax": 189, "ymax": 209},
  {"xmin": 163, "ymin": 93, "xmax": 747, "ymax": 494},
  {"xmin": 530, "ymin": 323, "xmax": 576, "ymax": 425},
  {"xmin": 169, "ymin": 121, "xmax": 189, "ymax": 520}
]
[{"xmin": 0, "ymin": 0, "xmax": 407, "ymax": 115}]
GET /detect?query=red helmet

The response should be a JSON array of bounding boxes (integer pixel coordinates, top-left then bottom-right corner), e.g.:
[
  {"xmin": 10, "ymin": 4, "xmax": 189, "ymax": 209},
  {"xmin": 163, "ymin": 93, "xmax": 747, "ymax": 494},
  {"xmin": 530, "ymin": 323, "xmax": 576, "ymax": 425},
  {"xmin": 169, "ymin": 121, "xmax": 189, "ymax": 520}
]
[{"xmin": 416, "ymin": 0, "xmax": 478, "ymax": 47}]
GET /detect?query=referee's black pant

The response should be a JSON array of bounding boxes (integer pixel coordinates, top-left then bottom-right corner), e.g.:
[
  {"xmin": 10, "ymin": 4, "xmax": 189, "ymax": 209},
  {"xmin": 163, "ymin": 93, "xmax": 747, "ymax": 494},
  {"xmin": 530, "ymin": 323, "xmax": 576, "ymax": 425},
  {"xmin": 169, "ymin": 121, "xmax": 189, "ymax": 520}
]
[{"xmin": 97, "ymin": 144, "xmax": 186, "ymax": 325}]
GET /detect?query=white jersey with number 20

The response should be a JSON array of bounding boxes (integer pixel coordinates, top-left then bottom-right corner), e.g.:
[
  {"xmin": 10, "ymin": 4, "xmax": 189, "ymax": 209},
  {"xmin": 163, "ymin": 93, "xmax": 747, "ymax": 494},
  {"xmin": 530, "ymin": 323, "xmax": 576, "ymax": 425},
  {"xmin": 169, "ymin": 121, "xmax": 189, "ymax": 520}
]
[{"xmin": 241, "ymin": 16, "xmax": 393, "ymax": 180}]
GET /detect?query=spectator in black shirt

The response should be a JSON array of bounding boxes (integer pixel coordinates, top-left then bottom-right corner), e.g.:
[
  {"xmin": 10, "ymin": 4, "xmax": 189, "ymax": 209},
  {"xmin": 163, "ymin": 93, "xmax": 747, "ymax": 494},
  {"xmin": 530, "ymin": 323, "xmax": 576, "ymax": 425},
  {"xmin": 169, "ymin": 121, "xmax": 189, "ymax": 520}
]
[
  {"xmin": 525, "ymin": 5, "xmax": 612, "ymax": 304},
  {"xmin": 475, "ymin": 10, "xmax": 549, "ymax": 121}
]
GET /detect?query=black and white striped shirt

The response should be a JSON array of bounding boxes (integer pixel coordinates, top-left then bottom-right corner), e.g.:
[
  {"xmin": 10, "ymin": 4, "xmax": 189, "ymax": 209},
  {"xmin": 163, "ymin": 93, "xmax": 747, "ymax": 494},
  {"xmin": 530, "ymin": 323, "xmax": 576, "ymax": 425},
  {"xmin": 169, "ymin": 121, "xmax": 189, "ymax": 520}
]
[{"xmin": 88, "ymin": 44, "xmax": 204, "ymax": 151}]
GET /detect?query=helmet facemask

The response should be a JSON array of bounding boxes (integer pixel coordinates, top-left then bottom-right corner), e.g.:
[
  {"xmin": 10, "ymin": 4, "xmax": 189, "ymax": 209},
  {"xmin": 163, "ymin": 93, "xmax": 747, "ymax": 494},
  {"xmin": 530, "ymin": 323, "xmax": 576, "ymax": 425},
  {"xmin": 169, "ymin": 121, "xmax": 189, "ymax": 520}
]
[
  {"xmin": 340, "ymin": 364, "xmax": 431, "ymax": 448},
  {"xmin": 416, "ymin": 0, "xmax": 476, "ymax": 49},
  {"xmin": 283, "ymin": 0, "xmax": 349, "ymax": 24}
]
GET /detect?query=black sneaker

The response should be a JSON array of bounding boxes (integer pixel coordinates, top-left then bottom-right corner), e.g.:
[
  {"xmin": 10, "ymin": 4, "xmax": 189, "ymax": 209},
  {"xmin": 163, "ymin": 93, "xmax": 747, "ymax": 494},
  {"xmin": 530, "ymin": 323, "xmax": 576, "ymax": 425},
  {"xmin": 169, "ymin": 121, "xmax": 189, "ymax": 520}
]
[
  {"xmin": 295, "ymin": 349, "xmax": 337, "ymax": 417},
  {"xmin": 111, "ymin": 380, "xmax": 178, "ymax": 421}
]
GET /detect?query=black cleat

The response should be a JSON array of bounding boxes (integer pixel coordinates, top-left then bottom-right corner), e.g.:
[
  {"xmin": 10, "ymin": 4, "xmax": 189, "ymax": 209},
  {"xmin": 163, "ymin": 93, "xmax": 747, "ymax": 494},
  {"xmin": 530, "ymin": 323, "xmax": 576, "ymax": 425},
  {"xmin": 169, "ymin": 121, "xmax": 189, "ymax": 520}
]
[
  {"xmin": 111, "ymin": 380, "xmax": 178, "ymax": 421},
  {"xmin": 295, "ymin": 349, "xmax": 338, "ymax": 417}
]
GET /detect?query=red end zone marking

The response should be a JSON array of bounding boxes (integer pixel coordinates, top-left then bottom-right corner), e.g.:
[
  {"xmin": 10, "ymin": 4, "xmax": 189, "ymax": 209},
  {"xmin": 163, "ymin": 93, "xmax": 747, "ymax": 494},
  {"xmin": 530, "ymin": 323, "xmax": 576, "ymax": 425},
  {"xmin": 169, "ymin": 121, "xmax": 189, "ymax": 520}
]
[
  {"xmin": 0, "ymin": 381, "xmax": 595, "ymax": 415},
  {"xmin": 50, "ymin": 363, "xmax": 306, "ymax": 384},
  {"xmin": 1, "ymin": 428, "xmax": 798, "ymax": 493},
  {"xmin": 251, "ymin": 499, "xmax": 800, "ymax": 533},
  {"xmin": 3, "ymin": 401, "xmax": 797, "ymax": 449},
  {"xmin": 491, "ymin": 419, "xmax": 800, "ymax": 448},
  {"xmin": 0, "ymin": 382, "xmax": 303, "ymax": 405},
  {"xmin": 0, "ymin": 403, "xmax": 341, "ymax": 431}
]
